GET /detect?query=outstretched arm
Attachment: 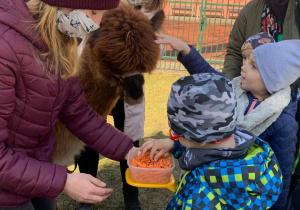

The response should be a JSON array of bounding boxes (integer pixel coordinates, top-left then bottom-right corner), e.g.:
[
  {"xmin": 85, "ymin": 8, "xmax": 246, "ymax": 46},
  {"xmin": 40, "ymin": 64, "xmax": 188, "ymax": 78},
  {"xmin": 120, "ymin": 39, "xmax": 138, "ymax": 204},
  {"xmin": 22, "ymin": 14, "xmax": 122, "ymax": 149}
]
[
  {"xmin": 59, "ymin": 78, "xmax": 133, "ymax": 161},
  {"xmin": 155, "ymin": 33, "xmax": 224, "ymax": 77}
]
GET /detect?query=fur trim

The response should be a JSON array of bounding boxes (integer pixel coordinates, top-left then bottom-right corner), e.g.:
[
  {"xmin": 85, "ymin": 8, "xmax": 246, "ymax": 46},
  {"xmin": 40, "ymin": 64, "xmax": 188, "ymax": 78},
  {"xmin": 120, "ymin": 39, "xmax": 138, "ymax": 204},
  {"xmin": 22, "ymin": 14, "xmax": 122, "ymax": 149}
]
[{"xmin": 232, "ymin": 77, "xmax": 291, "ymax": 136}]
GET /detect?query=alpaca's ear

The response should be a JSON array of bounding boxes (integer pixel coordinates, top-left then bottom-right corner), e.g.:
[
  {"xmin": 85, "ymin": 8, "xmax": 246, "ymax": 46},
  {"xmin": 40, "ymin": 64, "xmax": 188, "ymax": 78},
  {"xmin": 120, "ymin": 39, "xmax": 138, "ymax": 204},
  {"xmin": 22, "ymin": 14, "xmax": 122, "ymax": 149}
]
[{"xmin": 150, "ymin": 10, "xmax": 165, "ymax": 31}]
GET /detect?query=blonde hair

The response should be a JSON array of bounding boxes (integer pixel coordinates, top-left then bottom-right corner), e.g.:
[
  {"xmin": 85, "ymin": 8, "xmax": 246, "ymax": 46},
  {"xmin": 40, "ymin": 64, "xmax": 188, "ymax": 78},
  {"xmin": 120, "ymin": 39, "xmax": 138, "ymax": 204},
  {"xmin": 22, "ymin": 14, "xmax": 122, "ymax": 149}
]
[
  {"xmin": 121, "ymin": 0, "xmax": 166, "ymax": 11},
  {"xmin": 144, "ymin": 0, "xmax": 166, "ymax": 11},
  {"xmin": 27, "ymin": 0, "xmax": 79, "ymax": 78}
]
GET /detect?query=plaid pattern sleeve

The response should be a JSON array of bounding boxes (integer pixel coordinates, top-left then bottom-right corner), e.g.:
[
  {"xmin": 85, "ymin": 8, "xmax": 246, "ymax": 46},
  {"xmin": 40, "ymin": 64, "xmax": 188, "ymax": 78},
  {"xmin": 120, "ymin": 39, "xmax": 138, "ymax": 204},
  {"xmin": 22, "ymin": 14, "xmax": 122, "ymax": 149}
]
[
  {"xmin": 171, "ymin": 141, "xmax": 186, "ymax": 159},
  {"xmin": 167, "ymin": 138, "xmax": 283, "ymax": 210}
]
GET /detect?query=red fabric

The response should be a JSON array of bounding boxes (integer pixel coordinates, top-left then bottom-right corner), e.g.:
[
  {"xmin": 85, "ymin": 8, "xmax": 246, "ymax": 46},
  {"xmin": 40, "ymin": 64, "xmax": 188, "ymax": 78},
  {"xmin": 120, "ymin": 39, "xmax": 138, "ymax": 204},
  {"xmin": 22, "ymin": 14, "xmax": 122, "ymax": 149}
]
[
  {"xmin": 41, "ymin": 0, "xmax": 120, "ymax": 10},
  {"xmin": 0, "ymin": 0, "xmax": 132, "ymax": 206}
]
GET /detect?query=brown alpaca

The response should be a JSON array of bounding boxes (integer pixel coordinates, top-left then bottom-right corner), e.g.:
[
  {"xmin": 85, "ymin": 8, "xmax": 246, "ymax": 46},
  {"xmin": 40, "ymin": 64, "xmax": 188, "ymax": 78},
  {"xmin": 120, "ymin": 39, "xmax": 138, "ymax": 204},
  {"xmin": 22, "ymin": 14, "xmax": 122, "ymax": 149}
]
[{"xmin": 53, "ymin": 4, "xmax": 165, "ymax": 166}]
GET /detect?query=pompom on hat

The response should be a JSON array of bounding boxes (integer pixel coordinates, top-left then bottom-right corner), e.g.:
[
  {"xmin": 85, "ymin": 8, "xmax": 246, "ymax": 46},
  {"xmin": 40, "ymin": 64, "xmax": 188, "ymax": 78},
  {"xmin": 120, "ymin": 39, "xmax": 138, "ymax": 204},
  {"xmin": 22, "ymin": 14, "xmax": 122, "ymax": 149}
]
[{"xmin": 40, "ymin": 0, "xmax": 120, "ymax": 10}]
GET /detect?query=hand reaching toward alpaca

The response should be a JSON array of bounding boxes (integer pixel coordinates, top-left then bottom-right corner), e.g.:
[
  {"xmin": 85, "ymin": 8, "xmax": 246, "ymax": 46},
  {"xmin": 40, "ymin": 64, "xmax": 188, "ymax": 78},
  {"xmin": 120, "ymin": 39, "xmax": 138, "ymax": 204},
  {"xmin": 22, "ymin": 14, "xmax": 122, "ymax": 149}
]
[{"xmin": 155, "ymin": 33, "xmax": 191, "ymax": 56}]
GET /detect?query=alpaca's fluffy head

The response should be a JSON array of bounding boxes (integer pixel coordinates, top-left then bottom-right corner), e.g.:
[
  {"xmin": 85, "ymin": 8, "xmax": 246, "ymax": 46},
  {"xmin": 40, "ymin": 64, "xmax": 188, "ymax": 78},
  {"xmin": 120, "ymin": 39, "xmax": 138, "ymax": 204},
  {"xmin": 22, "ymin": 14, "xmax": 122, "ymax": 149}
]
[{"xmin": 87, "ymin": 4, "xmax": 165, "ymax": 76}]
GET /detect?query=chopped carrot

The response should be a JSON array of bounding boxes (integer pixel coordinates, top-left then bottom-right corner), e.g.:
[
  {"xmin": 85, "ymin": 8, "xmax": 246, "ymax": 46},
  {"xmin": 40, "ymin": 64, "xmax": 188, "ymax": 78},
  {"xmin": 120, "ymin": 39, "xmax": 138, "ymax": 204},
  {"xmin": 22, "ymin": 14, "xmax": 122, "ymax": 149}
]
[
  {"xmin": 130, "ymin": 152, "xmax": 172, "ymax": 169},
  {"xmin": 129, "ymin": 152, "xmax": 173, "ymax": 184}
]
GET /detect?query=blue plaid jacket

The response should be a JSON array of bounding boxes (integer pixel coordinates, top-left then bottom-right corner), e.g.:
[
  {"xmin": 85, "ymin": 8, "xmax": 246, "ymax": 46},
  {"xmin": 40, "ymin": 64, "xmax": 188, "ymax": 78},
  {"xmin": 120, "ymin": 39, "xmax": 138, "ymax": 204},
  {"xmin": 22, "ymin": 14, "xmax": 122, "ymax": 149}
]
[
  {"xmin": 167, "ymin": 136, "xmax": 283, "ymax": 210},
  {"xmin": 178, "ymin": 46, "xmax": 297, "ymax": 209}
]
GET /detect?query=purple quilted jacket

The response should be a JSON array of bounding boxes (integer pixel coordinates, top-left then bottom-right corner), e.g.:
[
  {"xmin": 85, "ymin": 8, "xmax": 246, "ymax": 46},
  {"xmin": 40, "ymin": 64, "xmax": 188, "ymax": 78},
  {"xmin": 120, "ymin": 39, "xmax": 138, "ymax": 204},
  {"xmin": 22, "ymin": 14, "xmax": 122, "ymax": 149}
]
[{"xmin": 0, "ymin": 0, "xmax": 133, "ymax": 207}]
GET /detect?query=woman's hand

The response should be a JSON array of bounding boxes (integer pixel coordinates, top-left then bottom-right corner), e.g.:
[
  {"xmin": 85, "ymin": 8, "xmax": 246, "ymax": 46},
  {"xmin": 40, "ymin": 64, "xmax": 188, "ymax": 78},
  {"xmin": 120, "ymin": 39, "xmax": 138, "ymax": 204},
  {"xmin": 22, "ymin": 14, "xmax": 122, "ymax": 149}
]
[
  {"xmin": 140, "ymin": 138, "xmax": 174, "ymax": 161},
  {"xmin": 63, "ymin": 173, "xmax": 113, "ymax": 204},
  {"xmin": 155, "ymin": 33, "xmax": 191, "ymax": 56}
]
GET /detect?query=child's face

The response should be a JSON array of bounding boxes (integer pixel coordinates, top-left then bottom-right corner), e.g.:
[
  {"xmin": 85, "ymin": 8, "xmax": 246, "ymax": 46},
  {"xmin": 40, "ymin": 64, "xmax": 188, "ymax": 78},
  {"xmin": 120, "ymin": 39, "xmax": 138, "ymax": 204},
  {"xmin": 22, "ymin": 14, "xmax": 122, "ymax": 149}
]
[
  {"xmin": 240, "ymin": 54, "xmax": 268, "ymax": 95},
  {"xmin": 242, "ymin": 49, "xmax": 252, "ymax": 66}
]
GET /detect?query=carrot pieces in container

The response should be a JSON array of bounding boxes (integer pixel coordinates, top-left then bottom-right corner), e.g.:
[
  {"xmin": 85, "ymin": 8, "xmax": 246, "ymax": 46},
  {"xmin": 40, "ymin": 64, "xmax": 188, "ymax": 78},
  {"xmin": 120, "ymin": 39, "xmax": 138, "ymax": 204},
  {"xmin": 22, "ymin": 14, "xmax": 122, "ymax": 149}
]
[
  {"xmin": 130, "ymin": 152, "xmax": 172, "ymax": 169},
  {"xmin": 127, "ymin": 150, "xmax": 175, "ymax": 184}
]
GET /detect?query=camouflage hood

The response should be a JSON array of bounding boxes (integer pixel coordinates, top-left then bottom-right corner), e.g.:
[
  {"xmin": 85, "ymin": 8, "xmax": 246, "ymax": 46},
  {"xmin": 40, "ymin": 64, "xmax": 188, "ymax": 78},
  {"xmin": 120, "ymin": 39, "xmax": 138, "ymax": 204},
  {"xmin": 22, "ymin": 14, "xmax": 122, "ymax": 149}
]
[{"xmin": 167, "ymin": 73, "xmax": 237, "ymax": 143}]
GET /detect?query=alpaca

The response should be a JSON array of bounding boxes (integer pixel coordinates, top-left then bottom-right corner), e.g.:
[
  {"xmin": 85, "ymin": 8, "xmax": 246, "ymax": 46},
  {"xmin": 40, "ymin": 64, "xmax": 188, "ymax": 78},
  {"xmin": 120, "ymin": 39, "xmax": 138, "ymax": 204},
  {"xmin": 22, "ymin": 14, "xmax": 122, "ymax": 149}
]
[{"xmin": 53, "ymin": 4, "xmax": 165, "ymax": 166}]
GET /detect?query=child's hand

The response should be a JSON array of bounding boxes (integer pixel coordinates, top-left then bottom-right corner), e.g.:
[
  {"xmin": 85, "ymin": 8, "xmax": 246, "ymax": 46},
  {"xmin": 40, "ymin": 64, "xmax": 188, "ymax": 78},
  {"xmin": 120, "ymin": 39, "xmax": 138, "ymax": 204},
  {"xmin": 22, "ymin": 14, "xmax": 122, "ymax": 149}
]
[
  {"xmin": 141, "ymin": 138, "xmax": 174, "ymax": 161},
  {"xmin": 155, "ymin": 33, "xmax": 190, "ymax": 56}
]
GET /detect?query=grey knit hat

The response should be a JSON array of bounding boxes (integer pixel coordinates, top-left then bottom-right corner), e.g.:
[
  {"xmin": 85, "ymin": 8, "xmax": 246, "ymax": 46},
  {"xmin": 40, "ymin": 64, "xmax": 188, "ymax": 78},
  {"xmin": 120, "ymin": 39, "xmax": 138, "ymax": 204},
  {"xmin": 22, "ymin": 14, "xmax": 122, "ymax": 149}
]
[
  {"xmin": 252, "ymin": 40, "xmax": 300, "ymax": 94},
  {"xmin": 167, "ymin": 73, "xmax": 237, "ymax": 143}
]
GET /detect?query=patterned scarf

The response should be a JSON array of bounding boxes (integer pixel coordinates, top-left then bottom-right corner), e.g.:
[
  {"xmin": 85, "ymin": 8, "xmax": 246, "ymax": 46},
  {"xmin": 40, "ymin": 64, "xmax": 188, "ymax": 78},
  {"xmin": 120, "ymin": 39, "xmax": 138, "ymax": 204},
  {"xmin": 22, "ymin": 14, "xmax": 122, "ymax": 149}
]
[{"xmin": 261, "ymin": 4, "xmax": 281, "ymax": 41}]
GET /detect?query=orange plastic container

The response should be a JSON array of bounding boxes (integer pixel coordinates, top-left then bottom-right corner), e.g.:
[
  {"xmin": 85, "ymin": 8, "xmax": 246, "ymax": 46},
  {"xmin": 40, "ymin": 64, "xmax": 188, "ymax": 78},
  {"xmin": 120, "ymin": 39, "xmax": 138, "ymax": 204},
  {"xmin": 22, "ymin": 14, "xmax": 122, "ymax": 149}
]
[{"xmin": 127, "ymin": 149, "xmax": 175, "ymax": 184}]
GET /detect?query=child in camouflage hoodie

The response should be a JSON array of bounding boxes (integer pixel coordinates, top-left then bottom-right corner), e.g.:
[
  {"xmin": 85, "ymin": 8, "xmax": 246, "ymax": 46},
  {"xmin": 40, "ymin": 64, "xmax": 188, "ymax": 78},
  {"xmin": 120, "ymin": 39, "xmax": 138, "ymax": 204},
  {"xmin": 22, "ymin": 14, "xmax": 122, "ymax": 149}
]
[
  {"xmin": 152, "ymin": 33, "xmax": 300, "ymax": 209},
  {"xmin": 141, "ymin": 73, "xmax": 283, "ymax": 209}
]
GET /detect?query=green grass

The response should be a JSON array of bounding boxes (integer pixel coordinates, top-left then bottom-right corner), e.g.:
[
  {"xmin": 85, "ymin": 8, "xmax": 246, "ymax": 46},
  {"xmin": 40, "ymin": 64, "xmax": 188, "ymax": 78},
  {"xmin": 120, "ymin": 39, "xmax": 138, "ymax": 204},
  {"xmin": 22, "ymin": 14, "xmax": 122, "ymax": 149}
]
[{"xmin": 57, "ymin": 70, "xmax": 188, "ymax": 210}]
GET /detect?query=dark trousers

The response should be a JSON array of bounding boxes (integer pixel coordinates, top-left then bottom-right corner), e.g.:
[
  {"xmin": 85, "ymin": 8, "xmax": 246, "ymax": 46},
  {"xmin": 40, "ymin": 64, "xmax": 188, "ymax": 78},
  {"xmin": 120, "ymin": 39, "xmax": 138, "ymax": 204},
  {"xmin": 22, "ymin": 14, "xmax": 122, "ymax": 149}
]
[
  {"xmin": 112, "ymin": 99, "xmax": 140, "ymax": 200},
  {"xmin": 76, "ymin": 145, "xmax": 99, "ymax": 178},
  {"xmin": 76, "ymin": 99, "xmax": 140, "ymax": 201},
  {"xmin": 0, "ymin": 198, "xmax": 55, "ymax": 210}
]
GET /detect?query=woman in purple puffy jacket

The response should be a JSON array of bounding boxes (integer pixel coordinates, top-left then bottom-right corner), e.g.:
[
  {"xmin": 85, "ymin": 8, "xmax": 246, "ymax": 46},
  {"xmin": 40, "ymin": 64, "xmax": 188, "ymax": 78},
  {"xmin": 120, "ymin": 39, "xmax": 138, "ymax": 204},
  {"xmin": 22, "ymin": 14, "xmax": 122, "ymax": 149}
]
[{"xmin": 0, "ymin": 0, "xmax": 136, "ymax": 209}]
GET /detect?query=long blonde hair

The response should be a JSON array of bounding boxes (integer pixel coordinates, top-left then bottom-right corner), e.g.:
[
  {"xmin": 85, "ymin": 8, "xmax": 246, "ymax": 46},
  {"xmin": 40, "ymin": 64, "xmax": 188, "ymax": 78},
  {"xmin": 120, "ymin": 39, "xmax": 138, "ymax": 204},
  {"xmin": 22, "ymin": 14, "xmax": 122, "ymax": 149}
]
[{"xmin": 27, "ymin": 0, "xmax": 79, "ymax": 78}]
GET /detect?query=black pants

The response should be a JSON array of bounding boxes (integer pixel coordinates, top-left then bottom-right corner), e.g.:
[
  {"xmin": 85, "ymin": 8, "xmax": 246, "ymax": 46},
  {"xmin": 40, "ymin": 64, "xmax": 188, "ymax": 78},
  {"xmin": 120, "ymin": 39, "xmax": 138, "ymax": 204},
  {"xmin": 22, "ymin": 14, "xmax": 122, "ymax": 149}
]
[
  {"xmin": 76, "ymin": 145, "xmax": 99, "ymax": 178},
  {"xmin": 0, "ymin": 198, "xmax": 55, "ymax": 210},
  {"xmin": 76, "ymin": 98, "xmax": 140, "ymax": 188},
  {"xmin": 112, "ymin": 99, "xmax": 140, "ymax": 200}
]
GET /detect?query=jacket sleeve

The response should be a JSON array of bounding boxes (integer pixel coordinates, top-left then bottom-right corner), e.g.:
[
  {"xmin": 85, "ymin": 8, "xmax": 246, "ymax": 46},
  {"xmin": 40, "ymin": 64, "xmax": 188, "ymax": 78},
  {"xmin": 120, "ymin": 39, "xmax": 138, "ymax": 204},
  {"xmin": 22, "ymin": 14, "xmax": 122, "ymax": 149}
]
[
  {"xmin": 222, "ymin": 3, "xmax": 248, "ymax": 80},
  {"xmin": 0, "ymin": 38, "xmax": 67, "ymax": 199},
  {"xmin": 268, "ymin": 119, "xmax": 298, "ymax": 210},
  {"xmin": 178, "ymin": 45, "xmax": 224, "ymax": 77},
  {"xmin": 59, "ymin": 78, "xmax": 133, "ymax": 161},
  {"xmin": 171, "ymin": 141, "xmax": 186, "ymax": 159}
]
